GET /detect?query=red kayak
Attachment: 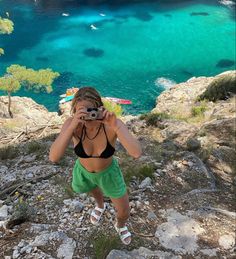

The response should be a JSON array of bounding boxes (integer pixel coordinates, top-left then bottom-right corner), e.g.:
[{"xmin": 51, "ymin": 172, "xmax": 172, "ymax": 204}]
[{"xmin": 104, "ymin": 97, "xmax": 132, "ymax": 105}]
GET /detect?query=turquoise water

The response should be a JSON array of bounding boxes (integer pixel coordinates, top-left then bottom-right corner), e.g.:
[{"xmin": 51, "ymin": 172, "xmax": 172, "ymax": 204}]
[{"xmin": 0, "ymin": 0, "xmax": 235, "ymax": 114}]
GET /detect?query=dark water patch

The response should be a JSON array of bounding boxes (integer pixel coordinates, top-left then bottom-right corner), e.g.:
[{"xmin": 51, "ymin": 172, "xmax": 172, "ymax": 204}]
[
  {"xmin": 133, "ymin": 12, "xmax": 153, "ymax": 22},
  {"xmin": 115, "ymin": 14, "xmax": 130, "ymax": 20},
  {"xmin": 93, "ymin": 18, "xmax": 115, "ymax": 27},
  {"xmin": 181, "ymin": 69, "xmax": 194, "ymax": 77},
  {"xmin": 0, "ymin": 10, "xmax": 60, "ymax": 62},
  {"xmin": 54, "ymin": 71, "xmax": 75, "ymax": 87},
  {"xmin": 83, "ymin": 48, "xmax": 104, "ymax": 58},
  {"xmin": 190, "ymin": 12, "xmax": 209, "ymax": 16},
  {"xmin": 216, "ymin": 59, "xmax": 235, "ymax": 68},
  {"xmin": 53, "ymin": 71, "xmax": 78, "ymax": 97},
  {"xmin": 164, "ymin": 14, "xmax": 172, "ymax": 18},
  {"xmin": 36, "ymin": 56, "xmax": 49, "ymax": 62},
  {"xmin": 151, "ymin": 0, "xmax": 217, "ymax": 13}
]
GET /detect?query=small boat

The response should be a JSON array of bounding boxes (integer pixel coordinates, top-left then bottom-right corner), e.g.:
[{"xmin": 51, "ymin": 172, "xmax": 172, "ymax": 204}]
[
  {"xmin": 90, "ymin": 24, "xmax": 98, "ymax": 30},
  {"xmin": 59, "ymin": 88, "xmax": 132, "ymax": 105},
  {"xmin": 59, "ymin": 94, "xmax": 74, "ymax": 104},
  {"xmin": 104, "ymin": 97, "xmax": 132, "ymax": 105},
  {"xmin": 59, "ymin": 87, "xmax": 79, "ymax": 103},
  {"xmin": 62, "ymin": 13, "xmax": 70, "ymax": 17},
  {"xmin": 99, "ymin": 13, "xmax": 106, "ymax": 17}
]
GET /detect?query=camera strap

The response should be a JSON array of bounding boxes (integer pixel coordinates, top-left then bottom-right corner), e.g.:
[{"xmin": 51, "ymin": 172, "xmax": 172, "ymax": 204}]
[{"xmin": 84, "ymin": 123, "xmax": 102, "ymax": 140}]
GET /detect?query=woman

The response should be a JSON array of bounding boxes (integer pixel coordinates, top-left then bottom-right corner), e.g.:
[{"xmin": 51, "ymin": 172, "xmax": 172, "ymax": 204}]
[{"xmin": 49, "ymin": 87, "xmax": 142, "ymax": 245}]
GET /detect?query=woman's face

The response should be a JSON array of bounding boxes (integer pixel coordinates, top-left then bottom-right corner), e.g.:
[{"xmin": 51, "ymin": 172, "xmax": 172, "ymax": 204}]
[{"xmin": 75, "ymin": 99, "xmax": 95, "ymax": 111}]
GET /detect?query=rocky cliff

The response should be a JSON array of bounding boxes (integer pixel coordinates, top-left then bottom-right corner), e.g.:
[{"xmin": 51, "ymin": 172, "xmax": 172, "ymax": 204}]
[{"xmin": 0, "ymin": 71, "xmax": 235, "ymax": 259}]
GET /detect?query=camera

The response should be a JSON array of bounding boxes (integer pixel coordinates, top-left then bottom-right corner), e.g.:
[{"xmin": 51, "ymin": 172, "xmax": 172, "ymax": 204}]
[{"xmin": 82, "ymin": 107, "xmax": 104, "ymax": 121}]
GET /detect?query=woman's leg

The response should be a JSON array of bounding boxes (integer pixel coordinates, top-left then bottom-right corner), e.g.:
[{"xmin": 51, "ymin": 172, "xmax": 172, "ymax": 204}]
[
  {"xmin": 110, "ymin": 192, "xmax": 131, "ymax": 243},
  {"xmin": 89, "ymin": 187, "xmax": 105, "ymax": 221}
]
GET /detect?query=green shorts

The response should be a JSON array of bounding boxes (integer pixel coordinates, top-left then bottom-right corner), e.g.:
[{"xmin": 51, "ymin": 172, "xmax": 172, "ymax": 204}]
[{"xmin": 71, "ymin": 157, "xmax": 127, "ymax": 199}]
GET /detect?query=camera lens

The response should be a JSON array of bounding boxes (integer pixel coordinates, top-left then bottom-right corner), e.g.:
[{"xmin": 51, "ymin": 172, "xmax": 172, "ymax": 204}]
[{"xmin": 91, "ymin": 112, "xmax": 97, "ymax": 117}]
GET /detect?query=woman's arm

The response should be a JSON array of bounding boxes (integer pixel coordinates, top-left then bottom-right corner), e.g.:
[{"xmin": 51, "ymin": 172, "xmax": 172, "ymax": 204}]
[
  {"xmin": 49, "ymin": 118, "xmax": 76, "ymax": 163},
  {"xmin": 113, "ymin": 119, "xmax": 142, "ymax": 159},
  {"xmin": 102, "ymin": 108, "xmax": 142, "ymax": 159},
  {"xmin": 49, "ymin": 106, "xmax": 87, "ymax": 163}
]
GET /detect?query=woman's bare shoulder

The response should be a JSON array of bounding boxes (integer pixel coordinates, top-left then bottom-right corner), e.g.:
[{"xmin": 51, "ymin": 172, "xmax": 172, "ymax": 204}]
[{"xmin": 104, "ymin": 123, "xmax": 117, "ymax": 140}]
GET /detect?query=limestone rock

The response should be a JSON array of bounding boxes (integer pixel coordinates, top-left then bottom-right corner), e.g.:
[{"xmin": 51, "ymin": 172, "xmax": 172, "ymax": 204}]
[
  {"xmin": 218, "ymin": 234, "xmax": 235, "ymax": 249},
  {"xmin": 155, "ymin": 209, "xmax": 204, "ymax": 254},
  {"xmin": 139, "ymin": 177, "xmax": 152, "ymax": 189},
  {"xmin": 0, "ymin": 205, "xmax": 9, "ymax": 220},
  {"xmin": 107, "ymin": 247, "xmax": 182, "ymax": 259}
]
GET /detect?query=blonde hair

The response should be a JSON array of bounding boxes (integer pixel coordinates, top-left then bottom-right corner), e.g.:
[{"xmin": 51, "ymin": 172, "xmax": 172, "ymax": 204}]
[{"xmin": 71, "ymin": 86, "xmax": 103, "ymax": 114}]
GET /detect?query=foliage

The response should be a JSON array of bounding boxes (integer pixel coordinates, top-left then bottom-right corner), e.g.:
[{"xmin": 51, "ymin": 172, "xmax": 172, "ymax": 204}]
[
  {"xmin": 6, "ymin": 64, "xmax": 60, "ymax": 93},
  {"xmin": 191, "ymin": 101, "xmax": 207, "ymax": 117},
  {"xmin": 92, "ymin": 231, "xmax": 120, "ymax": 259},
  {"xmin": 140, "ymin": 112, "xmax": 171, "ymax": 126},
  {"xmin": 0, "ymin": 47, "xmax": 4, "ymax": 55},
  {"xmin": 0, "ymin": 65, "xmax": 59, "ymax": 117},
  {"xmin": 0, "ymin": 16, "xmax": 14, "ymax": 55},
  {"xmin": 0, "ymin": 16, "xmax": 14, "ymax": 34},
  {"xmin": 198, "ymin": 73, "xmax": 236, "ymax": 101},
  {"xmin": 11, "ymin": 197, "xmax": 35, "ymax": 221},
  {"xmin": 198, "ymin": 145, "xmax": 214, "ymax": 162},
  {"xmin": 0, "ymin": 145, "xmax": 19, "ymax": 160},
  {"xmin": 124, "ymin": 163, "xmax": 155, "ymax": 184},
  {"xmin": 0, "ymin": 76, "xmax": 20, "ymax": 93},
  {"xmin": 54, "ymin": 175, "xmax": 75, "ymax": 198},
  {"xmin": 102, "ymin": 98, "xmax": 123, "ymax": 117},
  {"xmin": 25, "ymin": 140, "xmax": 49, "ymax": 156}
]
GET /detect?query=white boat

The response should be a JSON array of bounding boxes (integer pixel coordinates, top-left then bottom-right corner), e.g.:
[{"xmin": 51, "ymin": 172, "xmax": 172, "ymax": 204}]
[
  {"xmin": 62, "ymin": 13, "xmax": 70, "ymax": 17},
  {"xmin": 90, "ymin": 24, "xmax": 98, "ymax": 30}
]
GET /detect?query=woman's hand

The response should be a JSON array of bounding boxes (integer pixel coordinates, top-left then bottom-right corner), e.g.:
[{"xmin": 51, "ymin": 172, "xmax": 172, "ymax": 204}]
[
  {"xmin": 101, "ymin": 108, "xmax": 119, "ymax": 130},
  {"xmin": 70, "ymin": 106, "xmax": 87, "ymax": 129}
]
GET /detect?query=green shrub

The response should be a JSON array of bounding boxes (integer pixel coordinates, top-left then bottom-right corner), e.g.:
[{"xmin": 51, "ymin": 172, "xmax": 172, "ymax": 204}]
[
  {"xmin": 140, "ymin": 112, "xmax": 171, "ymax": 126},
  {"xmin": 138, "ymin": 164, "xmax": 155, "ymax": 180},
  {"xmin": 124, "ymin": 163, "xmax": 155, "ymax": 184},
  {"xmin": 199, "ymin": 145, "xmax": 214, "ymax": 162},
  {"xmin": 92, "ymin": 231, "xmax": 120, "ymax": 259},
  {"xmin": 102, "ymin": 98, "xmax": 123, "ymax": 117},
  {"xmin": 198, "ymin": 73, "xmax": 236, "ymax": 101},
  {"xmin": 54, "ymin": 175, "xmax": 75, "ymax": 198},
  {"xmin": 0, "ymin": 145, "xmax": 19, "ymax": 160},
  {"xmin": 11, "ymin": 197, "xmax": 35, "ymax": 221},
  {"xmin": 26, "ymin": 141, "xmax": 46, "ymax": 154},
  {"xmin": 191, "ymin": 102, "xmax": 207, "ymax": 117}
]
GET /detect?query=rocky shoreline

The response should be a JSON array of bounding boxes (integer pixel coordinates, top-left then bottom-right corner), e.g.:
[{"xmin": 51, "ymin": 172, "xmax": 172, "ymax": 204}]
[{"xmin": 0, "ymin": 71, "xmax": 235, "ymax": 258}]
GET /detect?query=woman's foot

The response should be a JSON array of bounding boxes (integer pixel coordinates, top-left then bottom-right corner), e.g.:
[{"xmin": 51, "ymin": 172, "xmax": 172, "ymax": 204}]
[
  {"xmin": 90, "ymin": 203, "xmax": 106, "ymax": 226},
  {"xmin": 114, "ymin": 221, "xmax": 131, "ymax": 245}
]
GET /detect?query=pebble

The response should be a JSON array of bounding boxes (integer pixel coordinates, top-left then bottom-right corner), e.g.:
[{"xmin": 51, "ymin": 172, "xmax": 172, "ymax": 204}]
[
  {"xmin": 0, "ymin": 205, "xmax": 9, "ymax": 220},
  {"xmin": 135, "ymin": 201, "xmax": 142, "ymax": 209},
  {"xmin": 139, "ymin": 177, "xmax": 152, "ymax": 189},
  {"xmin": 147, "ymin": 211, "xmax": 158, "ymax": 221},
  {"xmin": 129, "ymin": 201, "xmax": 135, "ymax": 208},
  {"xmin": 219, "ymin": 234, "xmax": 235, "ymax": 249},
  {"xmin": 110, "ymin": 209, "xmax": 115, "ymax": 214}
]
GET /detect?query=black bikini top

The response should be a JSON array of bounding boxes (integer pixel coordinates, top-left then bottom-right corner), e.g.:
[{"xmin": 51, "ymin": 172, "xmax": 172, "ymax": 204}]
[{"xmin": 74, "ymin": 123, "xmax": 115, "ymax": 159}]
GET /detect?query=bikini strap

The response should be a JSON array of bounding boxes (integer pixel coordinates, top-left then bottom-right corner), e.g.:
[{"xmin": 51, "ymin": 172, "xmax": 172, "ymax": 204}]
[{"xmin": 80, "ymin": 124, "xmax": 85, "ymax": 141}]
